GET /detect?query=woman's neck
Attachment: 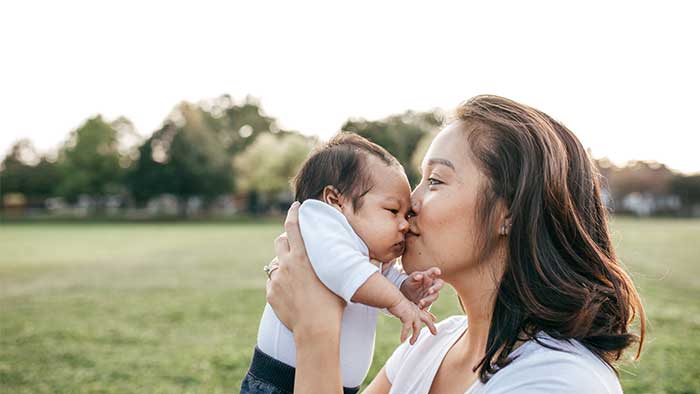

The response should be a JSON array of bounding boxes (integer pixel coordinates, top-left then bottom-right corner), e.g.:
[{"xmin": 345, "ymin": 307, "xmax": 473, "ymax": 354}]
[{"xmin": 448, "ymin": 254, "xmax": 505, "ymax": 360}]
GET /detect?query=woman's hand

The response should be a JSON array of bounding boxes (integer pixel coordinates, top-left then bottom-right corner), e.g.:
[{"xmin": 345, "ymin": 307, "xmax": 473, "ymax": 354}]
[
  {"xmin": 266, "ymin": 201, "xmax": 346, "ymax": 339},
  {"xmin": 266, "ymin": 201, "xmax": 346, "ymax": 394}
]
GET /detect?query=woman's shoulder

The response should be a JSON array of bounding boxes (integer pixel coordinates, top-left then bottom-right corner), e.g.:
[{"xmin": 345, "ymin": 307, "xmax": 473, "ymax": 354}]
[
  {"xmin": 479, "ymin": 333, "xmax": 622, "ymax": 394},
  {"xmin": 415, "ymin": 315, "xmax": 468, "ymax": 344},
  {"xmin": 393, "ymin": 314, "xmax": 467, "ymax": 355},
  {"xmin": 384, "ymin": 315, "xmax": 467, "ymax": 384},
  {"xmin": 435, "ymin": 314, "xmax": 468, "ymax": 330}
]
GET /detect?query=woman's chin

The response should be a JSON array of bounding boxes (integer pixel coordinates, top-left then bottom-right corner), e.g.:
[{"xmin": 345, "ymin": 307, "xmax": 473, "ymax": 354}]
[{"xmin": 400, "ymin": 247, "xmax": 420, "ymax": 273}]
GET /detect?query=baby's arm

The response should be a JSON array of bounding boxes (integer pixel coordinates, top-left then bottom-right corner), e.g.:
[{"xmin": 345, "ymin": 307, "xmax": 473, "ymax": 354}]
[
  {"xmin": 298, "ymin": 201, "xmax": 436, "ymax": 343},
  {"xmin": 350, "ymin": 271, "xmax": 404, "ymax": 310}
]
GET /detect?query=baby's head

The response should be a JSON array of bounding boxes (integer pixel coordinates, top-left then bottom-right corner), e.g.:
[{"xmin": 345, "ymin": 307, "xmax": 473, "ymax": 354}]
[{"xmin": 293, "ymin": 133, "xmax": 411, "ymax": 263}]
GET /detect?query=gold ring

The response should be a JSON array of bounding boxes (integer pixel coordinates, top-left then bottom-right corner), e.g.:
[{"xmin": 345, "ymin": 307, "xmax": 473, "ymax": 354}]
[{"xmin": 264, "ymin": 263, "xmax": 279, "ymax": 279}]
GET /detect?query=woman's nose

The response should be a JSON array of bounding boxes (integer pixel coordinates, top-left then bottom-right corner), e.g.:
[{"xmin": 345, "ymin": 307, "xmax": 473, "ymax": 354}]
[{"xmin": 409, "ymin": 192, "xmax": 421, "ymax": 215}]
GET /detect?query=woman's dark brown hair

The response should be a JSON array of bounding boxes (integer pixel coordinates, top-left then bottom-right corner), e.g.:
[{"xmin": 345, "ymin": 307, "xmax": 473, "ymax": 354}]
[{"xmin": 455, "ymin": 95, "xmax": 646, "ymax": 382}]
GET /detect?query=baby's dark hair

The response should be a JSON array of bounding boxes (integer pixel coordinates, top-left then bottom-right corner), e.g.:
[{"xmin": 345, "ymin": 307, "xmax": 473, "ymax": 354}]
[{"xmin": 292, "ymin": 132, "xmax": 401, "ymax": 211}]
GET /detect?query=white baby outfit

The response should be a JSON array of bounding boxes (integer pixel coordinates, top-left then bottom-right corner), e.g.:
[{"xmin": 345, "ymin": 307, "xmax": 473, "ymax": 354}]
[{"xmin": 256, "ymin": 199, "xmax": 408, "ymax": 388}]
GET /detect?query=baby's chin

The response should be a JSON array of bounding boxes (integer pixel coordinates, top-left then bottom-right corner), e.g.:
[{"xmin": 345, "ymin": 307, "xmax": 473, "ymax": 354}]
[{"xmin": 371, "ymin": 250, "xmax": 402, "ymax": 265}]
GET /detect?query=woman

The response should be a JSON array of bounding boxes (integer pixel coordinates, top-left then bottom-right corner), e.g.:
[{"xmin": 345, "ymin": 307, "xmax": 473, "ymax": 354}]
[{"xmin": 266, "ymin": 95, "xmax": 645, "ymax": 393}]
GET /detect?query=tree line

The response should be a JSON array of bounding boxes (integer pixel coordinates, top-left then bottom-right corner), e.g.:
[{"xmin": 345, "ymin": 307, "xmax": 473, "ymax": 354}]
[
  {"xmin": 2, "ymin": 94, "xmax": 699, "ymax": 218},
  {"xmin": 0, "ymin": 94, "xmax": 443, "ymax": 217}
]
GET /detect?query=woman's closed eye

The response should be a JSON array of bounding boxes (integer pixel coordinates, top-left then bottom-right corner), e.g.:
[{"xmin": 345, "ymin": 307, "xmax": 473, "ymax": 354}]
[{"xmin": 386, "ymin": 208, "xmax": 400, "ymax": 214}]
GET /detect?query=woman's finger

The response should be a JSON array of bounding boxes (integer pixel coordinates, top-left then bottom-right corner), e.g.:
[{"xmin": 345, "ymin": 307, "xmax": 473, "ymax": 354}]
[
  {"xmin": 265, "ymin": 270, "xmax": 276, "ymax": 303},
  {"xmin": 274, "ymin": 233, "xmax": 289, "ymax": 259},
  {"xmin": 283, "ymin": 202, "xmax": 304, "ymax": 255}
]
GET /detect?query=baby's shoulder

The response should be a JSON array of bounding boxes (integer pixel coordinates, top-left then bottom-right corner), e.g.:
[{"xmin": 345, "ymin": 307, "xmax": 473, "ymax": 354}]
[
  {"xmin": 299, "ymin": 199, "xmax": 350, "ymax": 231},
  {"xmin": 298, "ymin": 199, "xmax": 368, "ymax": 253}
]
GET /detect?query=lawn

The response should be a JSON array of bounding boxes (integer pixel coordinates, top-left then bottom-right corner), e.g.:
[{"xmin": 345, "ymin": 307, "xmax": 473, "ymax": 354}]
[{"xmin": 1, "ymin": 217, "xmax": 698, "ymax": 393}]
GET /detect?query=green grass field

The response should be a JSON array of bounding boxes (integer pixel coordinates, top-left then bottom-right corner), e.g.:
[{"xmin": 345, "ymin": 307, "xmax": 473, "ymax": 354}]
[{"xmin": 1, "ymin": 217, "xmax": 699, "ymax": 393}]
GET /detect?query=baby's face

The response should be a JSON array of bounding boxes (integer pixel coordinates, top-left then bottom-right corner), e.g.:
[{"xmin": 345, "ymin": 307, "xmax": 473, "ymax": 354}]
[{"xmin": 342, "ymin": 158, "xmax": 412, "ymax": 263}]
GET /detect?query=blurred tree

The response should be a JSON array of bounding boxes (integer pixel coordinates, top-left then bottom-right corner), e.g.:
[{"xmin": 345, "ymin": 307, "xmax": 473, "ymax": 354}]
[
  {"xmin": 127, "ymin": 102, "xmax": 233, "ymax": 214},
  {"xmin": 1, "ymin": 139, "xmax": 60, "ymax": 207},
  {"xmin": 605, "ymin": 160, "xmax": 676, "ymax": 202},
  {"xmin": 342, "ymin": 110, "xmax": 442, "ymax": 185},
  {"xmin": 234, "ymin": 132, "xmax": 315, "ymax": 213},
  {"xmin": 199, "ymin": 94, "xmax": 279, "ymax": 155},
  {"xmin": 55, "ymin": 116, "xmax": 131, "ymax": 204},
  {"xmin": 411, "ymin": 130, "xmax": 438, "ymax": 179},
  {"xmin": 671, "ymin": 174, "xmax": 700, "ymax": 207}
]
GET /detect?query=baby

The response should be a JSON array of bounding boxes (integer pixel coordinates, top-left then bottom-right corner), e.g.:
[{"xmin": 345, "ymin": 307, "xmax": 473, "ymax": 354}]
[{"xmin": 241, "ymin": 133, "xmax": 442, "ymax": 394}]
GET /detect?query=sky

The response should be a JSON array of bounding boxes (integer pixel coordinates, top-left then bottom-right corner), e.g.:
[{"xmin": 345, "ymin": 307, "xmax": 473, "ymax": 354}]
[{"xmin": 1, "ymin": 1, "xmax": 698, "ymax": 174}]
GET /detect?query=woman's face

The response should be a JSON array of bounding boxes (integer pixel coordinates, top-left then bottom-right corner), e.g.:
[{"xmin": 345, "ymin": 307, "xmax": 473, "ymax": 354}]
[{"xmin": 402, "ymin": 123, "xmax": 488, "ymax": 277}]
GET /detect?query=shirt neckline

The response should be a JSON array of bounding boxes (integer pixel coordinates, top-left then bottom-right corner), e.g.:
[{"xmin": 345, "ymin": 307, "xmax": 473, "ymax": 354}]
[
  {"xmin": 425, "ymin": 318, "xmax": 539, "ymax": 394},
  {"xmin": 423, "ymin": 317, "xmax": 470, "ymax": 393}
]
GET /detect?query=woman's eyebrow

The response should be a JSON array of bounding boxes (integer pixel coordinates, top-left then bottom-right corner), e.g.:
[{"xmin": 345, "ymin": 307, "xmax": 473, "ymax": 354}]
[{"xmin": 426, "ymin": 158, "xmax": 455, "ymax": 171}]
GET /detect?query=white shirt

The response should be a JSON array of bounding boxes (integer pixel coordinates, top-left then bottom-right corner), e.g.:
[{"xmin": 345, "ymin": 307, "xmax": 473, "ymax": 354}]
[
  {"xmin": 385, "ymin": 315, "xmax": 623, "ymax": 394},
  {"xmin": 257, "ymin": 199, "xmax": 408, "ymax": 388}
]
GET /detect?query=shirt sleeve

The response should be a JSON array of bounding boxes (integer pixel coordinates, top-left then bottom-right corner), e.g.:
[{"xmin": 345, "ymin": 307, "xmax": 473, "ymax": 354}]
[
  {"xmin": 382, "ymin": 259, "xmax": 409, "ymax": 288},
  {"xmin": 483, "ymin": 350, "xmax": 618, "ymax": 394},
  {"xmin": 383, "ymin": 337, "xmax": 411, "ymax": 384},
  {"xmin": 298, "ymin": 200, "xmax": 379, "ymax": 304}
]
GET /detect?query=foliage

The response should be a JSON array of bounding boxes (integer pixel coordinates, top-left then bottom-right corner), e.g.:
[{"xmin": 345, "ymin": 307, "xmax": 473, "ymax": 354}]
[
  {"xmin": 127, "ymin": 102, "xmax": 234, "ymax": 206},
  {"xmin": 54, "ymin": 116, "xmax": 132, "ymax": 202},
  {"xmin": 342, "ymin": 110, "xmax": 443, "ymax": 185},
  {"xmin": 1, "ymin": 140, "xmax": 60, "ymax": 205},
  {"xmin": 671, "ymin": 174, "xmax": 700, "ymax": 205},
  {"xmin": 233, "ymin": 132, "xmax": 316, "ymax": 213}
]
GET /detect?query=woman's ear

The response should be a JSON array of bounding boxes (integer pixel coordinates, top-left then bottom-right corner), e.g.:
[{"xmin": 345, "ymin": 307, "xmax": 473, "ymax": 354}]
[
  {"xmin": 497, "ymin": 202, "xmax": 512, "ymax": 236},
  {"xmin": 322, "ymin": 186, "xmax": 344, "ymax": 211}
]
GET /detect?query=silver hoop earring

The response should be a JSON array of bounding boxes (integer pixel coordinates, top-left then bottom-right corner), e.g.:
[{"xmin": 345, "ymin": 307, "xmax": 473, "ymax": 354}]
[{"xmin": 499, "ymin": 223, "xmax": 508, "ymax": 236}]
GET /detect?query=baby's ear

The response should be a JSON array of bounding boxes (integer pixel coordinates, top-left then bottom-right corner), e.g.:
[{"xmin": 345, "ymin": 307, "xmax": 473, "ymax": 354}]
[{"xmin": 322, "ymin": 186, "xmax": 344, "ymax": 210}]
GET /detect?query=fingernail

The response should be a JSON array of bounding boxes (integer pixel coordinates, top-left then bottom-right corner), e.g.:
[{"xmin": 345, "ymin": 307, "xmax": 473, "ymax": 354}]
[{"xmin": 292, "ymin": 201, "xmax": 300, "ymax": 207}]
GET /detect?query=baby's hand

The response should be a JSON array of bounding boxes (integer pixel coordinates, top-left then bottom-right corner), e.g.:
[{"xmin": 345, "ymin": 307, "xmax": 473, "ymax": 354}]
[
  {"xmin": 388, "ymin": 297, "xmax": 438, "ymax": 345},
  {"xmin": 400, "ymin": 267, "xmax": 444, "ymax": 310}
]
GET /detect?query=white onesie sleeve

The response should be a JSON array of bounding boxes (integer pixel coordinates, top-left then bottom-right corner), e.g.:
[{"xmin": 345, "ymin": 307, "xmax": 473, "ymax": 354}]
[
  {"xmin": 298, "ymin": 199, "xmax": 379, "ymax": 304},
  {"xmin": 381, "ymin": 260, "xmax": 409, "ymax": 289}
]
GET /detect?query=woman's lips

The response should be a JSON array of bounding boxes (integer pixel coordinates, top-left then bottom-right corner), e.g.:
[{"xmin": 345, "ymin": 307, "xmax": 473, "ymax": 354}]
[{"xmin": 406, "ymin": 230, "xmax": 420, "ymax": 237}]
